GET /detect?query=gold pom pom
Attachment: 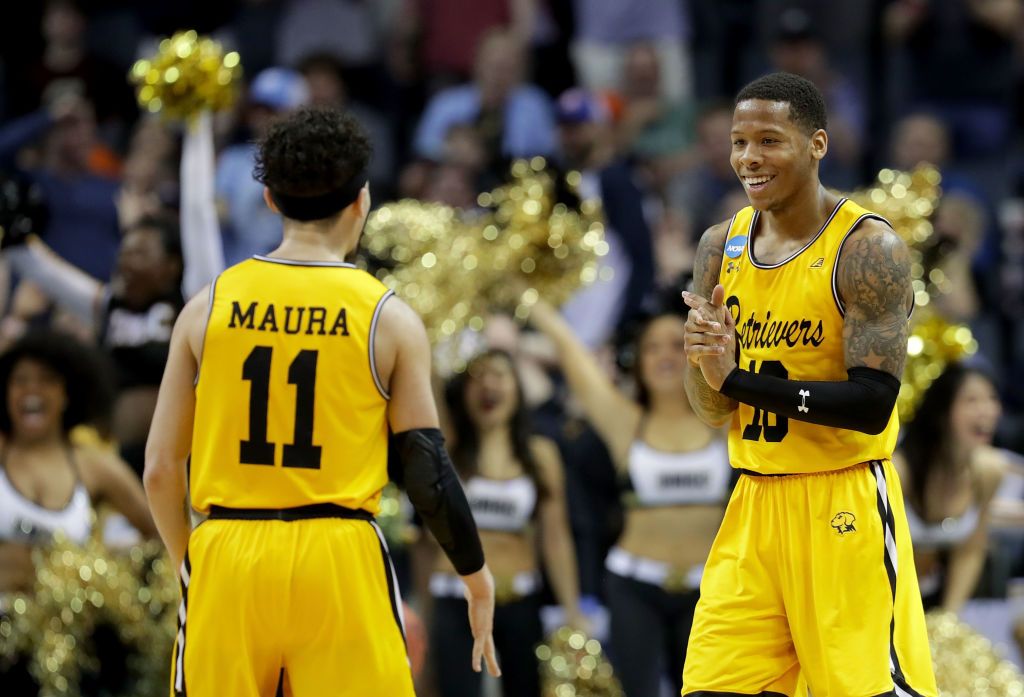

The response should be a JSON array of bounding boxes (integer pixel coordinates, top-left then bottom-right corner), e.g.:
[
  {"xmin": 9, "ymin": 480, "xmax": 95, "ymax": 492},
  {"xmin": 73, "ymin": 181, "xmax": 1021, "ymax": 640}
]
[
  {"xmin": 129, "ymin": 30, "xmax": 242, "ymax": 121},
  {"xmin": 0, "ymin": 530, "xmax": 178, "ymax": 697},
  {"xmin": 363, "ymin": 158, "xmax": 606, "ymax": 369},
  {"xmin": 537, "ymin": 627, "xmax": 623, "ymax": 697},
  {"xmin": 927, "ymin": 610, "xmax": 1024, "ymax": 696},
  {"xmin": 847, "ymin": 165, "xmax": 975, "ymax": 419}
]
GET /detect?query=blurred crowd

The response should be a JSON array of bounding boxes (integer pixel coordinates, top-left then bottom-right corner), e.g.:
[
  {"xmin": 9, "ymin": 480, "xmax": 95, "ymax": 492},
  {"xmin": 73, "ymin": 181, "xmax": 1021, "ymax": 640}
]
[{"xmin": 0, "ymin": 1, "xmax": 1023, "ymax": 696}]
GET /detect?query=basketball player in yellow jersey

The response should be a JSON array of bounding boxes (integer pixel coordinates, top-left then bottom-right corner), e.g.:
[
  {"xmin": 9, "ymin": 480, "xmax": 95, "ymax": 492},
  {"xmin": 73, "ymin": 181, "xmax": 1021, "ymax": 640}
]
[
  {"xmin": 143, "ymin": 108, "xmax": 500, "ymax": 697},
  {"xmin": 678, "ymin": 73, "xmax": 937, "ymax": 697}
]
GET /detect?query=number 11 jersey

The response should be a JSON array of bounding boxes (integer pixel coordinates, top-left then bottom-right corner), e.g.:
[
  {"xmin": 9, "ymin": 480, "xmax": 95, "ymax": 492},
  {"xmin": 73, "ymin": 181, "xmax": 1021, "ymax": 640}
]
[
  {"xmin": 718, "ymin": 199, "xmax": 901, "ymax": 474},
  {"xmin": 190, "ymin": 256, "xmax": 393, "ymax": 514}
]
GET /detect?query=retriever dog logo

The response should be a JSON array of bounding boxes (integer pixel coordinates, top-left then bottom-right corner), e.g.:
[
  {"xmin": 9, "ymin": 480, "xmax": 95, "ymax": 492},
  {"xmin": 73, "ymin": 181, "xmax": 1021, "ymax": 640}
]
[{"xmin": 831, "ymin": 511, "xmax": 856, "ymax": 535}]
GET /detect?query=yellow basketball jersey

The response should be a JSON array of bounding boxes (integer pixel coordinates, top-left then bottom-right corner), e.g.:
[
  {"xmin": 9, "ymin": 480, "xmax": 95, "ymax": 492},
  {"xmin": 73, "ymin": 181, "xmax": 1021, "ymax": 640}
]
[
  {"xmin": 190, "ymin": 256, "xmax": 393, "ymax": 514},
  {"xmin": 718, "ymin": 198, "xmax": 900, "ymax": 474}
]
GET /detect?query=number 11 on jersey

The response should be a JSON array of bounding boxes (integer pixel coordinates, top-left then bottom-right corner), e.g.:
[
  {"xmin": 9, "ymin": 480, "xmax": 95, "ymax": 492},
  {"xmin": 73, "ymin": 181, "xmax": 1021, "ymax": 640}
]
[{"xmin": 240, "ymin": 345, "xmax": 322, "ymax": 469}]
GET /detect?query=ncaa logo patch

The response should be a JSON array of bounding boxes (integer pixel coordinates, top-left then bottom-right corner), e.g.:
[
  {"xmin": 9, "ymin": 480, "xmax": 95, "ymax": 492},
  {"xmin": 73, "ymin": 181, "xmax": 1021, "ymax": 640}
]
[{"xmin": 725, "ymin": 235, "xmax": 747, "ymax": 259}]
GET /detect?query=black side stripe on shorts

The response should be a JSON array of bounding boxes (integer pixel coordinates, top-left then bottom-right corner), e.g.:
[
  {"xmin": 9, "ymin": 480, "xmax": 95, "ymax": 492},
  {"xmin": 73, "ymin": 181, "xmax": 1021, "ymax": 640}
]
[
  {"xmin": 173, "ymin": 553, "xmax": 192, "ymax": 697},
  {"xmin": 870, "ymin": 461, "xmax": 927, "ymax": 697},
  {"xmin": 370, "ymin": 521, "xmax": 407, "ymax": 647}
]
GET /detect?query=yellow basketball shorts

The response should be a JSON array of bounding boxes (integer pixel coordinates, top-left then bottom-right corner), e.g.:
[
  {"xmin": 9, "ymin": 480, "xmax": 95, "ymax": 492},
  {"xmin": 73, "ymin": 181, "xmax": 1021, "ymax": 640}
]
[
  {"xmin": 170, "ymin": 517, "xmax": 414, "ymax": 697},
  {"xmin": 682, "ymin": 459, "xmax": 937, "ymax": 697}
]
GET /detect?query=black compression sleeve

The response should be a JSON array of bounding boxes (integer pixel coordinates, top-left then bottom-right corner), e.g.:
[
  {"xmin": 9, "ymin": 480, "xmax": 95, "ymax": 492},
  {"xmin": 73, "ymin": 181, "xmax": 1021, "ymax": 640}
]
[
  {"xmin": 390, "ymin": 428, "xmax": 485, "ymax": 576},
  {"xmin": 718, "ymin": 366, "xmax": 901, "ymax": 435}
]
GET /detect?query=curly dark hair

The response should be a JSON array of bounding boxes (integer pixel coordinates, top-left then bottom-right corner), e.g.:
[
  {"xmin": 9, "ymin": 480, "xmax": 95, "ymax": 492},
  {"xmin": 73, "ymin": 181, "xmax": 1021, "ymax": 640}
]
[
  {"xmin": 735, "ymin": 71, "xmax": 827, "ymax": 134},
  {"xmin": 254, "ymin": 107, "xmax": 372, "ymax": 198},
  {"xmin": 0, "ymin": 331, "xmax": 115, "ymax": 436}
]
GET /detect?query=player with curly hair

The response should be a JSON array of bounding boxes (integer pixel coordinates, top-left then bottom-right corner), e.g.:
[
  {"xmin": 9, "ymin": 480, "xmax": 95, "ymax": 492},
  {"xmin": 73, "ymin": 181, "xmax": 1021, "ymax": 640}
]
[{"xmin": 144, "ymin": 108, "xmax": 499, "ymax": 696}]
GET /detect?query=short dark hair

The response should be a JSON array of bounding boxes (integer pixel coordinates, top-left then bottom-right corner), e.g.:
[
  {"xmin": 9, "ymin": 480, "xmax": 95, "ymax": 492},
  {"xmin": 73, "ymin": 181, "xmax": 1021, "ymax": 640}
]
[
  {"xmin": 254, "ymin": 107, "xmax": 372, "ymax": 199},
  {"xmin": 735, "ymin": 72, "xmax": 827, "ymax": 134},
  {"xmin": 0, "ymin": 331, "xmax": 115, "ymax": 436}
]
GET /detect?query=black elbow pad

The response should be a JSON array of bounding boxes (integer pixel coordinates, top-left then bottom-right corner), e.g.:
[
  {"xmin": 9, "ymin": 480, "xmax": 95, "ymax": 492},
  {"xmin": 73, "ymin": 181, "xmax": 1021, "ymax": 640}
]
[{"xmin": 391, "ymin": 428, "xmax": 484, "ymax": 576}]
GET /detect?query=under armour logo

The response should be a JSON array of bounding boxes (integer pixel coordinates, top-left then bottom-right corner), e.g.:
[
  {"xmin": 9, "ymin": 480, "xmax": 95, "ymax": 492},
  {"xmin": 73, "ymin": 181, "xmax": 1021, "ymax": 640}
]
[{"xmin": 798, "ymin": 389, "xmax": 810, "ymax": 413}]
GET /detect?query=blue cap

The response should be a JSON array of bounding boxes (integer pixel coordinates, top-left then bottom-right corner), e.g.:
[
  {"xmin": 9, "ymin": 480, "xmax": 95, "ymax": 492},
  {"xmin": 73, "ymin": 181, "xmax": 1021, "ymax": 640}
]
[
  {"xmin": 249, "ymin": 68, "xmax": 310, "ymax": 111},
  {"xmin": 556, "ymin": 88, "xmax": 608, "ymax": 124}
]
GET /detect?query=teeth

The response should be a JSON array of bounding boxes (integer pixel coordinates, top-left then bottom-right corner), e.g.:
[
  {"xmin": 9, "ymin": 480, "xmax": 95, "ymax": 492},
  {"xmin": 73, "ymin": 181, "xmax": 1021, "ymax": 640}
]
[{"xmin": 745, "ymin": 176, "xmax": 773, "ymax": 185}]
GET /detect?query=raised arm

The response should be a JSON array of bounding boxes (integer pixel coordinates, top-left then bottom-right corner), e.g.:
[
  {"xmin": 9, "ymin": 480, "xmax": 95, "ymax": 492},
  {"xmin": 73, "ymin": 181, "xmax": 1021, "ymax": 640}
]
[
  {"xmin": 683, "ymin": 223, "xmax": 738, "ymax": 427},
  {"xmin": 528, "ymin": 300, "xmax": 640, "ymax": 460},
  {"xmin": 4, "ymin": 237, "xmax": 105, "ymax": 324},
  {"xmin": 180, "ymin": 111, "xmax": 226, "ymax": 297}
]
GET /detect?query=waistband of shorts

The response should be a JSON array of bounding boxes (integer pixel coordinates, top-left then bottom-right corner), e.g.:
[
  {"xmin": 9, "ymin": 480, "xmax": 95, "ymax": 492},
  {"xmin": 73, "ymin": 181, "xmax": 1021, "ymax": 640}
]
[
  {"xmin": 605, "ymin": 546, "xmax": 703, "ymax": 592},
  {"xmin": 430, "ymin": 570, "xmax": 541, "ymax": 603},
  {"xmin": 737, "ymin": 459, "xmax": 884, "ymax": 479},
  {"xmin": 207, "ymin": 503, "xmax": 374, "ymax": 522}
]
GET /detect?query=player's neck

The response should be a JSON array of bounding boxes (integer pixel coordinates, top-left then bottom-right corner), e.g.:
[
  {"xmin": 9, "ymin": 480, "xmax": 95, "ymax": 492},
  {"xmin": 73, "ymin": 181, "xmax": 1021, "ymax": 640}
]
[
  {"xmin": 760, "ymin": 182, "xmax": 836, "ymax": 241},
  {"xmin": 270, "ymin": 224, "xmax": 357, "ymax": 263}
]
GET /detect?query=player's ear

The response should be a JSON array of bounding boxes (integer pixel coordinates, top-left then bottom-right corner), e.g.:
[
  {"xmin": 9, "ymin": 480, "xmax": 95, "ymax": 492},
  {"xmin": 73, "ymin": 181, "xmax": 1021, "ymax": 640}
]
[
  {"xmin": 810, "ymin": 129, "xmax": 828, "ymax": 161},
  {"xmin": 263, "ymin": 187, "xmax": 280, "ymax": 213},
  {"xmin": 355, "ymin": 183, "xmax": 371, "ymax": 216}
]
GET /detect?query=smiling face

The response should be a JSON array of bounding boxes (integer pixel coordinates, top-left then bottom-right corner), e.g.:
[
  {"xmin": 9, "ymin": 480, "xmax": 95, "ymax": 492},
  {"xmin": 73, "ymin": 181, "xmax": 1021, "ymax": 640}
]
[
  {"xmin": 463, "ymin": 354, "xmax": 520, "ymax": 430},
  {"xmin": 7, "ymin": 358, "xmax": 67, "ymax": 442},
  {"xmin": 949, "ymin": 373, "xmax": 1001, "ymax": 449},
  {"xmin": 637, "ymin": 316, "xmax": 689, "ymax": 398},
  {"xmin": 730, "ymin": 99, "xmax": 827, "ymax": 212}
]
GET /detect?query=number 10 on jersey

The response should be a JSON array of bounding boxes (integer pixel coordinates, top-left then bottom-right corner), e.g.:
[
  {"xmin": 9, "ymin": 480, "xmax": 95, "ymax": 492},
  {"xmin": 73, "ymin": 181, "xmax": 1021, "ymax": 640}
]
[{"xmin": 240, "ymin": 345, "xmax": 322, "ymax": 469}]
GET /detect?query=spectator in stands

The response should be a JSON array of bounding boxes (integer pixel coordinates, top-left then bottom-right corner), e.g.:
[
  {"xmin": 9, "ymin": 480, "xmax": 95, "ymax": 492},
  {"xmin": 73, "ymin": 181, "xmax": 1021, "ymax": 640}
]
[
  {"xmin": 666, "ymin": 101, "xmax": 743, "ymax": 239},
  {"xmin": 297, "ymin": 52, "xmax": 395, "ymax": 197},
  {"xmin": 885, "ymin": 0, "xmax": 1020, "ymax": 158},
  {"xmin": 215, "ymin": 67, "xmax": 309, "ymax": 265},
  {"xmin": 569, "ymin": 0, "xmax": 692, "ymax": 101},
  {"xmin": 928, "ymin": 193, "xmax": 986, "ymax": 324},
  {"xmin": 390, "ymin": 0, "xmax": 535, "ymax": 89},
  {"xmin": 553, "ymin": 88, "xmax": 655, "ymax": 345},
  {"xmin": 613, "ymin": 42, "xmax": 695, "ymax": 164},
  {"xmin": 9, "ymin": 0, "xmax": 136, "ymax": 137},
  {"xmin": 0, "ymin": 89, "xmax": 120, "ymax": 282},
  {"xmin": 895, "ymin": 363, "xmax": 1007, "ymax": 612},
  {"xmin": 275, "ymin": 0, "xmax": 387, "ymax": 72},
  {"xmin": 768, "ymin": 7, "xmax": 865, "ymax": 188},
  {"xmin": 413, "ymin": 29, "xmax": 556, "ymax": 175}
]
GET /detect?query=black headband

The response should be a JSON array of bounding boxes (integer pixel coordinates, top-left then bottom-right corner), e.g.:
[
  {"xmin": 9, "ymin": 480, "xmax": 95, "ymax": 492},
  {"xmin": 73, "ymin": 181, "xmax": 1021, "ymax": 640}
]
[{"xmin": 270, "ymin": 172, "xmax": 367, "ymax": 222}]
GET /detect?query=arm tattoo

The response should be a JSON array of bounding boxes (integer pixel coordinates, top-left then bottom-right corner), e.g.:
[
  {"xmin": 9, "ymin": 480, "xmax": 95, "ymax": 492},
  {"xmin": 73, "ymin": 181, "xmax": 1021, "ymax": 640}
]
[
  {"xmin": 837, "ymin": 223, "xmax": 913, "ymax": 378},
  {"xmin": 685, "ymin": 224, "xmax": 737, "ymax": 425}
]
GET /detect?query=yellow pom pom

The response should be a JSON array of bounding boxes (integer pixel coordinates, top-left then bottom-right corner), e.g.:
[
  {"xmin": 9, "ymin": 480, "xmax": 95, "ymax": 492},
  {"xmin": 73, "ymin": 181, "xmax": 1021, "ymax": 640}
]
[{"xmin": 129, "ymin": 30, "xmax": 242, "ymax": 121}]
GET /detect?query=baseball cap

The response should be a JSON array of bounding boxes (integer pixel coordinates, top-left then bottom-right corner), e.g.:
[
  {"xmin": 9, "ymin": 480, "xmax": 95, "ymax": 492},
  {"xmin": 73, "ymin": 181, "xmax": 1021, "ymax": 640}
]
[
  {"xmin": 249, "ymin": 67, "xmax": 310, "ymax": 111},
  {"xmin": 556, "ymin": 88, "xmax": 610, "ymax": 125}
]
